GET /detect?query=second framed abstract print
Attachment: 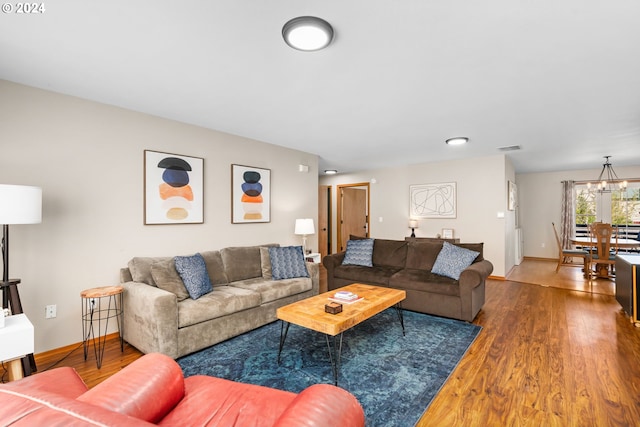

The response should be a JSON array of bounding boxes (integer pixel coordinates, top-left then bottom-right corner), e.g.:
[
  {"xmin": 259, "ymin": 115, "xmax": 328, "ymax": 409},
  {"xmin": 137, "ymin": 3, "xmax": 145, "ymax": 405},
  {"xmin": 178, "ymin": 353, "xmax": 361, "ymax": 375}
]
[{"xmin": 231, "ymin": 164, "xmax": 271, "ymax": 223}]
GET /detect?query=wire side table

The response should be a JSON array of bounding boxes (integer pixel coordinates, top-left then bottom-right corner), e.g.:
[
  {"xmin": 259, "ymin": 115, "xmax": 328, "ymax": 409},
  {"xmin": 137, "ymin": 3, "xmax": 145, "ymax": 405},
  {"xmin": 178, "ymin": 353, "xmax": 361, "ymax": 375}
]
[{"xmin": 80, "ymin": 285, "xmax": 124, "ymax": 369}]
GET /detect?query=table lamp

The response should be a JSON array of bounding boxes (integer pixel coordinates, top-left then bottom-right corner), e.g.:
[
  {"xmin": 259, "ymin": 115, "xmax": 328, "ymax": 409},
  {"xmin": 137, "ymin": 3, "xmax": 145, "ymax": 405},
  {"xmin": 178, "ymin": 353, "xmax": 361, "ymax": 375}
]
[
  {"xmin": 295, "ymin": 218, "xmax": 315, "ymax": 255},
  {"xmin": 408, "ymin": 219, "xmax": 419, "ymax": 238}
]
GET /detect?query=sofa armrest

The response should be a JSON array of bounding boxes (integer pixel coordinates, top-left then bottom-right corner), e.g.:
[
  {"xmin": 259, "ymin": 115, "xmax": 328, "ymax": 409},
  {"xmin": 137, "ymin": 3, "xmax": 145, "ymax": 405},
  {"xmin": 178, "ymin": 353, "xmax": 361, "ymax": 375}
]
[
  {"xmin": 78, "ymin": 353, "xmax": 184, "ymax": 424},
  {"xmin": 122, "ymin": 281, "xmax": 179, "ymax": 358},
  {"xmin": 274, "ymin": 384, "xmax": 365, "ymax": 427},
  {"xmin": 322, "ymin": 251, "xmax": 346, "ymax": 269},
  {"xmin": 459, "ymin": 260, "xmax": 494, "ymax": 289},
  {"xmin": 306, "ymin": 261, "xmax": 320, "ymax": 294},
  {"xmin": 322, "ymin": 252, "xmax": 346, "ymax": 290},
  {"xmin": 458, "ymin": 259, "xmax": 493, "ymax": 322}
]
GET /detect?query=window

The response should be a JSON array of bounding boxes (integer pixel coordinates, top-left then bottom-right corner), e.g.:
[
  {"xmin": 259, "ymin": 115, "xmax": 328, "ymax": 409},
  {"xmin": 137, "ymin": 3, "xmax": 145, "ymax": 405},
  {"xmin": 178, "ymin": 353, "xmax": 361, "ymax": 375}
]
[{"xmin": 575, "ymin": 181, "xmax": 640, "ymax": 239}]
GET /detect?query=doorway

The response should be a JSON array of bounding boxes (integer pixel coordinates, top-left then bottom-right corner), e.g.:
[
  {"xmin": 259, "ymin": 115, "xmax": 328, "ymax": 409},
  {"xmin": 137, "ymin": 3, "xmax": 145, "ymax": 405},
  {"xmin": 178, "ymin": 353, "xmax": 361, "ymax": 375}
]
[{"xmin": 337, "ymin": 183, "xmax": 370, "ymax": 252}]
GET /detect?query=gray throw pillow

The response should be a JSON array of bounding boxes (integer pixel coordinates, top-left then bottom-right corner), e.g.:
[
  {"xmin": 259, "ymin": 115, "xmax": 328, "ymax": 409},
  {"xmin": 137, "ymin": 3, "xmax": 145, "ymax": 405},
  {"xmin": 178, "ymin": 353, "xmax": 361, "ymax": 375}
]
[
  {"xmin": 268, "ymin": 246, "xmax": 309, "ymax": 280},
  {"xmin": 260, "ymin": 247, "xmax": 272, "ymax": 280},
  {"xmin": 151, "ymin": 259, "xmax": 190, "ymax": 301},
  {"xmin": 174, "ymin": 253, "xmax": 212, "ymax": 299},
  {"xmin": 431, "ymin": 242, "xmax": 480, "ymax": 280},
  {"xmin": 342, "ymin": 238, "xmax": 374, "ymax": 267},
  {"xmin": 127, "ymin": 257, "xmax": 171, "ymax": 286}
]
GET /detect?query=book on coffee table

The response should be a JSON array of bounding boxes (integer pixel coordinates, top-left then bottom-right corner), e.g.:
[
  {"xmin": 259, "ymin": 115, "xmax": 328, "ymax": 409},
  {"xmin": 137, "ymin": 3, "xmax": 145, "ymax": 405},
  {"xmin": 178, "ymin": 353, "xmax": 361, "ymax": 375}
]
[
  {"xmin": 333, "ymin": 291, "xmax": 358, "ymax": 300},
  {"xmin": 328, "ymin": 296, "xmax": 364, "ymax": 304},
  {"xmin": 329, "ymin": 291, "xmax": 364, "ymax": 304}
]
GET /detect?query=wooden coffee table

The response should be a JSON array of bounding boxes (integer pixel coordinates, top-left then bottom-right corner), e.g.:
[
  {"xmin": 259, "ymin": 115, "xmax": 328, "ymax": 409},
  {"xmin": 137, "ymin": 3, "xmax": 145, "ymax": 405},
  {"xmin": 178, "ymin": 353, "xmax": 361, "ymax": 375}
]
[{"xmin": 276, "ymin": 283, "xmax": 406, "ymax": 385}]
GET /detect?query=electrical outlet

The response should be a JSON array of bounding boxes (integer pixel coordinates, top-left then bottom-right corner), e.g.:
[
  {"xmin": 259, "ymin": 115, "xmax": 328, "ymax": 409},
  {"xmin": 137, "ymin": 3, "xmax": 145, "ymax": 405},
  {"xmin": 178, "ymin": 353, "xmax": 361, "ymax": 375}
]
[
  {"xmin": 541, "ymin": 243, "xmax": 546, "ymax": 248},
  {"xmin": 45, "ymin": 304, "xmax": 56, "ymax": 319}
]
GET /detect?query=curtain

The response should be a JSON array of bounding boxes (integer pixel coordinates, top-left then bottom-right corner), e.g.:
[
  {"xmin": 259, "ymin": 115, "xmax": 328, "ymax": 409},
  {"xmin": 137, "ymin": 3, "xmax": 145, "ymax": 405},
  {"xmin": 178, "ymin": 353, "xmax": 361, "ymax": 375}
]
[{"xmin": 560, "ymin": 181, "xmax": 575, "ymax": 261}]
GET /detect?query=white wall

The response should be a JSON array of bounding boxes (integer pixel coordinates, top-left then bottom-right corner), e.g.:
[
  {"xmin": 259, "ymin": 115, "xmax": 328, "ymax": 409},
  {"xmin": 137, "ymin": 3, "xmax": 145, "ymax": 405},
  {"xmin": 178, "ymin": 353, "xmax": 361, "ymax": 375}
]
[
  {"xmin": 0, "ymin": 80, "xmax": 319, "ymax": 353},
  {"xmin": 517, "ymin": 165, "xmax": 640, "ymax": 259},
  {"xmin": 319, "ymin": 155, "xmax": 511, "ymax": 278}
]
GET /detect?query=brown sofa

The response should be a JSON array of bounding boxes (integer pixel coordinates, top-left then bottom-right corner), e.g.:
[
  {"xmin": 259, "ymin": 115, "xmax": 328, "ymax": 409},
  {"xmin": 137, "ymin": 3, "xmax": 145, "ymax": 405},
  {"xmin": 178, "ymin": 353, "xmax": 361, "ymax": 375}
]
[{"xmin": 323, "ymin": 238, "xmax": 493, "ymax": 322}]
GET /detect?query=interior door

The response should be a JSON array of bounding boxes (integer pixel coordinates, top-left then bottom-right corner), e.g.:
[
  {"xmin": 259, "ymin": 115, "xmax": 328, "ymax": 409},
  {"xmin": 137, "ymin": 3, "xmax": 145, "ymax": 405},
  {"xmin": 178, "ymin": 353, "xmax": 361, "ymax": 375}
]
[
  {"xmin": 318, "ymin": 185, "xmax": 331, "ymax": 258},
  {"xmin": 339, "ymin": 185, "xmax": 369, "ymax": 252}
]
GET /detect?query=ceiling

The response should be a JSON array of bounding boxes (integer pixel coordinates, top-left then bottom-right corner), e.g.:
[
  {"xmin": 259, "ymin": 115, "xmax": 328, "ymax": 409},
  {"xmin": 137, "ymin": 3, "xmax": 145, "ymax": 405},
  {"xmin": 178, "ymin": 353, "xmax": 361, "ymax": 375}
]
[{"xmin": 2, "ymin": 0, "xmax": 640, "ymax": 175}]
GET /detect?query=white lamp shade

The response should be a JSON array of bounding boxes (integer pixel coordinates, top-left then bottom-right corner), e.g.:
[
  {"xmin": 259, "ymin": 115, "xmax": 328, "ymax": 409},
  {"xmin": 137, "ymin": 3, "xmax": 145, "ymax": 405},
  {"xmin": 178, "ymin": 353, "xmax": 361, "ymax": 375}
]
[
  {"xmin": 408, "ymin": 220, "xmax": 419, "ymax": 229},
  {"xmin": 0, "ymin": 184, "xmax": 42, "ymax": 224},
  {"xmin": 295, "ymin": 218, "xmax": 315, "ymax": 235}
]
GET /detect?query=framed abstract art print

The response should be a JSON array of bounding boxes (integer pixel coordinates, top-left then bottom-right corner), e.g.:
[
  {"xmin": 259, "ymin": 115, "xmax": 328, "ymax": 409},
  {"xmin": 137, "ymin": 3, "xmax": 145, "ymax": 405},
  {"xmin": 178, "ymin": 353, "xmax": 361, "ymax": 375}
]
[
  {"xmin": 231, "ymin": 164, "xmax": 271, "ymax": 223},
  {"xmin": 144, "ymin": 150, "xmax": 204, "ymax": 224}
]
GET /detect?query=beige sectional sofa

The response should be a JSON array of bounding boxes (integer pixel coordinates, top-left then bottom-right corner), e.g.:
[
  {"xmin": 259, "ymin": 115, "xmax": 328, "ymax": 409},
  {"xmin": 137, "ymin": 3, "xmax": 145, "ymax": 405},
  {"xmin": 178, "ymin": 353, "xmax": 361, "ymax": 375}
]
[{"xmin": 120, "ymin": 245, "xmax": 319, "ymax": 359}]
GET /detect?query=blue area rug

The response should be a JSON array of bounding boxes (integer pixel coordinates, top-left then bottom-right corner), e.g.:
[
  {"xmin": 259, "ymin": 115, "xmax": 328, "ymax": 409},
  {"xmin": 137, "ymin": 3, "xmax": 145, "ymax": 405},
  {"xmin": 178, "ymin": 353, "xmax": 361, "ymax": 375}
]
[{"xmin": 177, "ymin": 309, "xmax": 481, "ymax": 426}]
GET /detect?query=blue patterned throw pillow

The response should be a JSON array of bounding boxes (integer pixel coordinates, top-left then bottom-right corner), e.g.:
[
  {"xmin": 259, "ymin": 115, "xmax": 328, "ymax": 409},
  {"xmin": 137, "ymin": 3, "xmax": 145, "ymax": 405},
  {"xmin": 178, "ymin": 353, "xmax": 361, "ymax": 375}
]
[
  {"xmin": 174, "ymin": 253, "xmax": 212, "ymax": 299},
  {"xmin": 342, "ymin": 238, "xmax": 374, "ymax": 267},
  {"xmin": 431, "ymin": 242, "xmax": 480, "ymax": 280},
  {"xmin": 268, "ymin": 246, "xmax": 309, "ymax": 280}
]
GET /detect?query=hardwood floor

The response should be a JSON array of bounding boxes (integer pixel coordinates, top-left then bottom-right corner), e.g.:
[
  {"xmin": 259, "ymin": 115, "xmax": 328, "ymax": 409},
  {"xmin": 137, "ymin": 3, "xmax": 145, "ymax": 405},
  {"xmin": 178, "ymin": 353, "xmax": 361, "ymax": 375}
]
[
  {"xmin": 12, "ymin": 259, "xmax": 640, "ymax": 426},
  {"xmin": 421, "ymin": 260, "xmax": 640, "ymax": 426}
]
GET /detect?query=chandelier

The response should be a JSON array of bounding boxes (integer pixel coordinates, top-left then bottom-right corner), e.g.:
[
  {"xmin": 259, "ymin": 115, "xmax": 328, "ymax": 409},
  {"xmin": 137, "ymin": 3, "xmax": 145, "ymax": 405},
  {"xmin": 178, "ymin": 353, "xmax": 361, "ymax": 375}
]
[{"xmin": 588, "ymin": 156, "xmax": 628, "ymax": 193}]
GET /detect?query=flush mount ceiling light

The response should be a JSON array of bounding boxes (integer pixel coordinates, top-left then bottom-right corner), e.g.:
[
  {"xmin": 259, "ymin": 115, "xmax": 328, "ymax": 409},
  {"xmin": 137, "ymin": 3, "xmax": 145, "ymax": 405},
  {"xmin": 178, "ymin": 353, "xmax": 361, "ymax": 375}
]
[
  {"xmin": 282, "ymin": 16, "xmax": 334, "ymax": 51},
  {"xmin": 324, "ymin": 169, "xmax": 338, "ymax": 175},
  {"xmin": 445, "ymin": 137, "xmax": 469, "ymax": 146}
]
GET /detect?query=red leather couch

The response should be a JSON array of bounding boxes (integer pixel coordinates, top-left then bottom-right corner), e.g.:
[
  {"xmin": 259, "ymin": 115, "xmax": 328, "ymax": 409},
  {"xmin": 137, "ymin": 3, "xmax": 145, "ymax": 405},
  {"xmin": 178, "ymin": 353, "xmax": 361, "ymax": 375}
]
[{"xmin": 0, "ymin": 353, "xmax": 365, "ymax": 426}]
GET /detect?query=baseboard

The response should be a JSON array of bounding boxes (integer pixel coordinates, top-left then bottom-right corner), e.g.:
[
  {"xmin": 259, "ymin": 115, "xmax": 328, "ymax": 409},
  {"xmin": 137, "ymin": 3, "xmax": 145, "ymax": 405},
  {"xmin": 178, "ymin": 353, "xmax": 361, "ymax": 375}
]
[
  {"xmin": 523, "ymin": 256, "xmax": 556, "ymax": 262},
  {"xmin": 35, "ymin": 332, "xmax": 121, "ymax": 359}
]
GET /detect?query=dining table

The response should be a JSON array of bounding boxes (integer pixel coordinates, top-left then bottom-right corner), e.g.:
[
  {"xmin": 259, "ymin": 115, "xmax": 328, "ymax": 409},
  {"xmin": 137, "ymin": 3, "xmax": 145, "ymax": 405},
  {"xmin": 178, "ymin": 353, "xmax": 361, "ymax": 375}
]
[
  {"xmin": 570, "ymin": 237, "xmax": 640, "ymax": 278},
  {"xmin": 571, "ymin": 237, "xmax": 640, "ymax": 250}
]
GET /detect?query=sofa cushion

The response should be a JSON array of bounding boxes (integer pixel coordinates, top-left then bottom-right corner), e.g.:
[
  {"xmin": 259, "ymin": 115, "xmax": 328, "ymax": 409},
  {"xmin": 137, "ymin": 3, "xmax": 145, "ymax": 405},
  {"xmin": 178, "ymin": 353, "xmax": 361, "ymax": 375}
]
[
  {"xmin": 177, "ymin": 286, "xmax": 262, "ymax": 328},
  {"xmin": 200, "ymin": 250, "xmax": 229, "ymax": 286},
  {"xmin": 158, "ymin": 376, "xmax": 297, "ymax": 427},
  {"xmin": 128, "ymin": 256, "xmax": 171, "ymax": 286},
  {"xmin": 151, "ymin": 258, "xmax": 190, "ymax": 301},
  {"xmin": 269, "ymin": 246, "xmax": 309, "ymax": 280},
  {"xmin": 333, "ymin": 264, "xmax": 400, "ymax": 286},
  {"xmin": 230, "ymin": 277, "xmax": 313, "ymax": 304},
  {"xmin": 405, "ymin": 241, "xmax": 442, "ymax": 270},
  {"xmin": 342, "ymin": 239, "xmax": 374, "ymax": 267},
  {"xmin": 456, "ymin": 243, "xmax": 484, "ymax": 262},
  {"xmin": 390, "ymin": 269, "xmax": 460, "ymax": 296},
  {"xmin": 174, "ymin": 253, "xmax": 213, "ymax": 300},
  {"xmin": 432, "ymin": 242, "xmax": 480, "ymax": 280},
  {"xmin": 260, "ymin": 247, "xmax": 272, "ymax": 279},
  {"xmin": 372, "ymin": 238, "xmax": 408, "ymax": 268},
  {"xmin": 221, "ymin": 246, "xmax": 263, "ymax": 282}
]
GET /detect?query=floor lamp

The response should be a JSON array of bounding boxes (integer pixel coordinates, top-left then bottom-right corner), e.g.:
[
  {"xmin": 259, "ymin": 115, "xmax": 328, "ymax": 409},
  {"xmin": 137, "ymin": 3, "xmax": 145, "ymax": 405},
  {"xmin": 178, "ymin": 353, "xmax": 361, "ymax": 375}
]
[{"xmin": 0, "ymin": 184, "xmax": 42, "ymax": 376}]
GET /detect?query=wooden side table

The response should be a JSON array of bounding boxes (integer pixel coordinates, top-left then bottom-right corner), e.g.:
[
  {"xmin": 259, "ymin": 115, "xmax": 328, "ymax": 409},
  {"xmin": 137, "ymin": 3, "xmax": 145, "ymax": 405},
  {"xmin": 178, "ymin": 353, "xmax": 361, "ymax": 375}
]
[
  {"xmin": 0, "ymin": 313, "xmax": 34, "ymax": 381},
  {"xmin": 81, "ymin": 285, "xmax": 124, "ymax": 369}
]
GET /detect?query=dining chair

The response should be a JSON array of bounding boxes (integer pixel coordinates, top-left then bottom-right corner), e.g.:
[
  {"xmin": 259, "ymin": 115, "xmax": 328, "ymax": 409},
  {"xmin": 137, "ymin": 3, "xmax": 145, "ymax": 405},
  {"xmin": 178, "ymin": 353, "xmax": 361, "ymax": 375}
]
[
  {"xmin": 587, "ymin": 222, "xmax": 617, "ymax": 279},
  {"xmin": 552, "ymin": 222, "xmax": 589, "ymax": 273}
]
